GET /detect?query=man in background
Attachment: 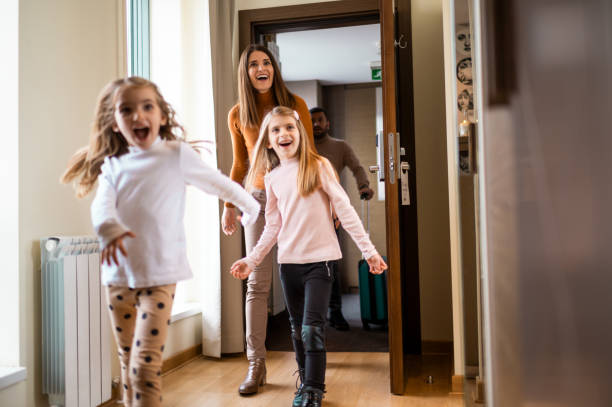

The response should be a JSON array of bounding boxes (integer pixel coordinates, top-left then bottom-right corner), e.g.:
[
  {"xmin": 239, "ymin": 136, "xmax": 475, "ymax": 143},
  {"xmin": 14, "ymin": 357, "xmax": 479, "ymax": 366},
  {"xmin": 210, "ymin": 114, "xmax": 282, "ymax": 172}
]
[{"xmin": 310, "ymin": 107, "xmax": 374, "ymax": 331}]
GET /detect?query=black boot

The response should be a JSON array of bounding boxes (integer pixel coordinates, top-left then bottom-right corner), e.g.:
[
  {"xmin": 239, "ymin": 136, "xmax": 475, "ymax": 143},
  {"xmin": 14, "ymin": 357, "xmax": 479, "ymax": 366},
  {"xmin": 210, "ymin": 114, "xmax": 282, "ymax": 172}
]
[
  {"xmin": 292, "ymin": 367, "xmax": 305, "ymax": 407},
  {"xmin": 300, "ymin": 387, "xmax": 324, "ymax": 407},
  {"xmin": 328, "ymin": 309, "xmax": 349, "ymax": 331},
  {"xmin": 290, "ymin": 324, "xmax": 306, "ymax": 407}
]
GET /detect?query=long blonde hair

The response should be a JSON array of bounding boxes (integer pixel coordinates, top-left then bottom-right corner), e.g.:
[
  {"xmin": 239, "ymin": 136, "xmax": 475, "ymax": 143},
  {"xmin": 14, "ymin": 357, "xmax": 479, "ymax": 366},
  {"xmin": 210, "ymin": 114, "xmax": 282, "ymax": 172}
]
[
  {"xmin": 246, "ymin": 106, "xmax": 322, "ymax": 196},
  {"xmin": 237, "ymin": 44, "xmax": 296, "ymax": 129},
  {"xmin": 60, "ymin": 77, "xmax": 184, "ymax": 198}
]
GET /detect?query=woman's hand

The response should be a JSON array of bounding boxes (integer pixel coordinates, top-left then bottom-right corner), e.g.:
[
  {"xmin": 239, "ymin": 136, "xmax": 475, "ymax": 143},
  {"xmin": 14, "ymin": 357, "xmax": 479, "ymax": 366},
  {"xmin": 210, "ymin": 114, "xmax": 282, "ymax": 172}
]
[
  {"xmin": 366, "ymin": 254, "xmax": 388, "ymax": 275},
  {"xmin": 101, "ymin": 231, "xmax": 135, "ymax": 266},
  {"xmin": 230, "ymin": 259, "xmax": 253, "ymax": 280},
  {"xmin": 222, "ymin": 206, "xmax": 238, "ymax": 235},
  {"xmin": 331, "ymin": 209, "xmax": 341, "ymax": 229}
]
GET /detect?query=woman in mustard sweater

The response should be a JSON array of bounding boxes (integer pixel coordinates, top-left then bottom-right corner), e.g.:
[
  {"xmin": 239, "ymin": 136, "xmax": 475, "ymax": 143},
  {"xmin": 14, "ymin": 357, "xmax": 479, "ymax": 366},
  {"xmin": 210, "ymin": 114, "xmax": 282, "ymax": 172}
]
[{"xmin": 221, "ymin": 44, "xmax": 314, "ymax": 396}]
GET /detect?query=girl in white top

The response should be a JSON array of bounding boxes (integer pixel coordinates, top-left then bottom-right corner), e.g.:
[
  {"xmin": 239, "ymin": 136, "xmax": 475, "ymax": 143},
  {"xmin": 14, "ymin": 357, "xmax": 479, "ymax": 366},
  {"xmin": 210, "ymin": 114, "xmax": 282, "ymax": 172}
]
[
  {"xmin": 230, "ymin": 106, "xmax": 387, "ymax": 407},
  {"xmin": 62, "ymin": 77, "xmax": 259, "ymax": 407}
]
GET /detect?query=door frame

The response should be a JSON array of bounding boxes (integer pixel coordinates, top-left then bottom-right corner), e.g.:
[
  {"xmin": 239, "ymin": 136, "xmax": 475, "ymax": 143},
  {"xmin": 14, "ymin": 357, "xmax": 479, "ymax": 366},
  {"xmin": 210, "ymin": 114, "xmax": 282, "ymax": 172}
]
[
  {"xmin": 238, "ymin": 0, "xmax": 412, "ymax": 395},
  {"xmin": 238, "ymin": 0, "xmax": 380, "ymax": 52}
]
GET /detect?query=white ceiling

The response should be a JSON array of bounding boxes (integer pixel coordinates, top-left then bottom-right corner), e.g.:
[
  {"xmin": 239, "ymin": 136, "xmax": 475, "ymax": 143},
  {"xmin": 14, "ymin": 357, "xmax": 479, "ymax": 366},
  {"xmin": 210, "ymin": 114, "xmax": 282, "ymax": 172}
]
[{"xmin": 276, "ymin": 24, "xmax": 381, "ymax": 85}]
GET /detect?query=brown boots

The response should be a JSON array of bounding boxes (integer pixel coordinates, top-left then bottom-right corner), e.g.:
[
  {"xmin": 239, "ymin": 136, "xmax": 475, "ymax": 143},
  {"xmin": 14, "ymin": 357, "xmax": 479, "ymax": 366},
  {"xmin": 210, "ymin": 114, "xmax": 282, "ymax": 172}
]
[{"xmin": 238, "ymin": 358, "xmax": 266, "ymax": 395}]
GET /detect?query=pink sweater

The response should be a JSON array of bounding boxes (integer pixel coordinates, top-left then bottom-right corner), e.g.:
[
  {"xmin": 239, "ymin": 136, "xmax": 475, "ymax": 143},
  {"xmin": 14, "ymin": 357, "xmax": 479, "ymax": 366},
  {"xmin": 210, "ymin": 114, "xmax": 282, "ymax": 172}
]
[{"xmin": 245, "ymin": 157, "xmax": 378, "ymax": 269}]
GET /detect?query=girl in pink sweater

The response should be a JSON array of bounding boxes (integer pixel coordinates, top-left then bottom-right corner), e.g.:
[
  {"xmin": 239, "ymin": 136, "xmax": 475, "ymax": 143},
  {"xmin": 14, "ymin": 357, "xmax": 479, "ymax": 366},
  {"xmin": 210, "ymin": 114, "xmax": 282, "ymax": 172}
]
[{"xmin": 230, "ymin": 106, "xmax": 387, "ymax": 407}]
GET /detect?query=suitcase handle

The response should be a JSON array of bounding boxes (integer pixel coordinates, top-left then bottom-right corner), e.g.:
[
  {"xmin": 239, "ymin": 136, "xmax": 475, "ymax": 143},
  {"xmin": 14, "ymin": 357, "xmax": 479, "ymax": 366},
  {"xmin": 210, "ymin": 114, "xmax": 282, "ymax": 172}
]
[
  {"xmin": 360, "ymin": 198, "xmax": 370, "ymax": 261},
  {"xmin": 360, "ymin": 198, "xmax": 369, "ymax": 233}
]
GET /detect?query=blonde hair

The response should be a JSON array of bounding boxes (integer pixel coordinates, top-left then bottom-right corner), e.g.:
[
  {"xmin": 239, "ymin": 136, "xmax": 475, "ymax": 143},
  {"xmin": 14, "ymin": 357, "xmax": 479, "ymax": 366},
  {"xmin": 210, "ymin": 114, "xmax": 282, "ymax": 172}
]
[
  {"xmin": 237, "ymin": 44, "xmax": 296, "ymax": 129},
  {"xmin": 246, "ymin": 106, "xmax": 323, "ymax": 196},
  {"xmin": 60, "ymin": 76, "xmax": 184, "ymax": 198}
]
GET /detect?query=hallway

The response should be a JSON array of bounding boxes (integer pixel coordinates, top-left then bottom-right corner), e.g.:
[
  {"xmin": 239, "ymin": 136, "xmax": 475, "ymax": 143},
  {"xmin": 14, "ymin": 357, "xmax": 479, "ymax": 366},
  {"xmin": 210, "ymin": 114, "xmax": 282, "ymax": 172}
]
[{"xmin": 147, "ymin": 352, "xmax": 464, "ymax": 407}]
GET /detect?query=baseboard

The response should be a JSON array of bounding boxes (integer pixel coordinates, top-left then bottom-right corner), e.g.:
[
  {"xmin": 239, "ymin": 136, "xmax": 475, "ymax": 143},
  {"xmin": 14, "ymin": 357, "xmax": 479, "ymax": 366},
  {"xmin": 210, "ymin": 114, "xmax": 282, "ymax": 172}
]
[
  {"xmin": 450, "ymin": 374, "xmax": 464, "ymax": 395},
  {"xmin": 421, "ymin": 340, "xmax": 453, "ymax": 355},
  {"xmin": 98, "ymin": 398, "xmax": 117, "ymax": 407},
  {"xmin": 473, "ymin": 377, "xmax": 485, "ymax": 404},
  {"xmin": 465, "ymin": 364, "xmax": 479, "ymax": 379},
  {"xmin": 97, "ymin": 377, "xmax": 120, "ymax": 407},
  {"xmin": 162, "ymin": 343, "xmax": 203, "ymax": 374}
]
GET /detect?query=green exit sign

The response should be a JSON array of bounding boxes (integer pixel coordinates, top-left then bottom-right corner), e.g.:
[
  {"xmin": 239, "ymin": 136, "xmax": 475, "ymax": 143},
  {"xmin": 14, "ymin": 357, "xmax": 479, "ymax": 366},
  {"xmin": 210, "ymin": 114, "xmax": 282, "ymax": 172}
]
[{"xmin": 371, "ymin": 67, "xmax": 382, "ymax": 81}]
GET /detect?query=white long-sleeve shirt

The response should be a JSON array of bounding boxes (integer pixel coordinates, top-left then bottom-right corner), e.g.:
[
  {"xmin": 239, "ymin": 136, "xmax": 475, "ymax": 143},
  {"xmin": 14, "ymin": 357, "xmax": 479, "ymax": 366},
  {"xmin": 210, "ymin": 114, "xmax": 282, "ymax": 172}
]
[
  {"xmin": 91, "ymin": 138, "xmax": 260, "ymax": 288},
  {"xmin": 245, "ymin": 157, "xmax": 378, "ymax": 270}
]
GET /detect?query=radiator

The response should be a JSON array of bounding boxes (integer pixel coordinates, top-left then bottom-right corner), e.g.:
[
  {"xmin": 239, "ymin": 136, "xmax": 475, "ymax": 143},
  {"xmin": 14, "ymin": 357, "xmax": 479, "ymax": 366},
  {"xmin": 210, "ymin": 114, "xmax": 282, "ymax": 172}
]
[{"xmin": 41, "ymin": 236, "xmax": 112, "ymax": 407}]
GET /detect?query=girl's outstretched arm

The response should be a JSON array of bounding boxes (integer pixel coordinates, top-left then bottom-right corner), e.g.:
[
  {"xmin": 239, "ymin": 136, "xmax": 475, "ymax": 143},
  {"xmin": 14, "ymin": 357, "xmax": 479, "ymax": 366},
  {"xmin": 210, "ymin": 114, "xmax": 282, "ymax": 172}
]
[
  {"xmin": 221, "ymin": 206, "xmax": 239, "ymax": 235},
  {"xmin": 229, "ymin": 258, "xmax": 253, "ymax": 280},
  {"xmin": 101, "ymin": 231, "xmax": 135, "ymax": 266},
  {"xmin": 243, "ymin": 175, "xmax": 281, "ymax": 267},
  {"xmin": 179, "ymin": 142, "xmax": 260, "ymax": 227},
  {"xmin": 91, "ymin": 165, "xmax": 133, "ymax": 248},
  {"xmin": 366, "ymin": 253, "xmax": 388, "ymax": 274}
]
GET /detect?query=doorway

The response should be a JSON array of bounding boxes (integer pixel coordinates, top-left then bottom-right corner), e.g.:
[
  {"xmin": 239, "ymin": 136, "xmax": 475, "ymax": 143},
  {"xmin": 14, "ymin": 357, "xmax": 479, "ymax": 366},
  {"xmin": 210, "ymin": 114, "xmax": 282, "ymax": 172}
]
[
  {"xmin": 238, "ymin": 0, "xmax": 428, "ymax": 395},
  {"xmin": 261, "ymin": 22, "xmax": 390, "ymax": 354}
]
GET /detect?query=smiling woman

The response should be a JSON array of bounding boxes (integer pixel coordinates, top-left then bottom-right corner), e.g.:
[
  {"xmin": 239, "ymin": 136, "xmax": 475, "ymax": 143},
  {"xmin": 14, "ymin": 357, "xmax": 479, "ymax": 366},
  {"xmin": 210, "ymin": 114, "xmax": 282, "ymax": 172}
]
[{"xmin": 247, "ymin": 50, "xmax": 275, "ymax": 93}]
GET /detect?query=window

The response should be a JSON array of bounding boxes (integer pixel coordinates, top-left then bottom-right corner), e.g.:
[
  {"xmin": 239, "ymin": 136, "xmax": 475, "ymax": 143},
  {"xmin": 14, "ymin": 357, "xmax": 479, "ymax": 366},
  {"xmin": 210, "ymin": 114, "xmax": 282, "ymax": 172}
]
[
  {"xmin": 129, "ymin": 0, "xmax": 220, "ymax": 316},
  {"xmin": 0, "ymin": 0, "xmax": 20, "ymax": 369}
]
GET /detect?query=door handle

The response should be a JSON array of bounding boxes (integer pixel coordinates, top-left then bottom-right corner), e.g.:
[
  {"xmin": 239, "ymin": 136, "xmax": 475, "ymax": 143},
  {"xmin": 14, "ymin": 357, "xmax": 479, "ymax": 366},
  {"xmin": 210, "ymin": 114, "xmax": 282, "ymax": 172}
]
[{"xmin": 400, "ymin": 161, "xmax": 410, "ymax": 205}]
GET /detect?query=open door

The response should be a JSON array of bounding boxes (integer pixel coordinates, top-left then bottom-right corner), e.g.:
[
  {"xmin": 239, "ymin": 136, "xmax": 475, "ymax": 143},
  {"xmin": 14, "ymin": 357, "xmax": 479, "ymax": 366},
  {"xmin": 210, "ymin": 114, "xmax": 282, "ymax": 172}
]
[
  {"xmin": 380, "ymin": 0, "xmax": 423, "ymax": 395},
  {"xmin": 379, "ymin": 0, "xmax": 410, "ymax": 395},
  {"xmin": 239, "ymin": 0, "xmax": 423, "ymax": 395},
  {"xmin": 379, "ymin": 0, "xmax": 404, "ymax": 394}
]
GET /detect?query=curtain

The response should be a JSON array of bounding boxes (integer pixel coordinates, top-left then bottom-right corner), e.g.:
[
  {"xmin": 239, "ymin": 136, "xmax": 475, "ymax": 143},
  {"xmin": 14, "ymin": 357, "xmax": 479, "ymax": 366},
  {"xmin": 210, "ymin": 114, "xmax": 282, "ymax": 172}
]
[{"xmin": 207, "ymin": 0, "xmax": 245, "ymax": 356}]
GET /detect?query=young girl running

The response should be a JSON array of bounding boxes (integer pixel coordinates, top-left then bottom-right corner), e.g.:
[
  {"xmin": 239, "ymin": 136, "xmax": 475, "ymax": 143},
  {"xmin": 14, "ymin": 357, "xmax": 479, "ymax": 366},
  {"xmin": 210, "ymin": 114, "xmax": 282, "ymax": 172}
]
[
  {"xmin": 230, "ymin": 106, "xmax": 387, "ymax": 407},
  {"xmin": 223, "ymin": 44, "xmax": 314, "ymax": 395},
  {"xmin": 61, "ymin": 76, "xmax": 259, "ymax": 407}
]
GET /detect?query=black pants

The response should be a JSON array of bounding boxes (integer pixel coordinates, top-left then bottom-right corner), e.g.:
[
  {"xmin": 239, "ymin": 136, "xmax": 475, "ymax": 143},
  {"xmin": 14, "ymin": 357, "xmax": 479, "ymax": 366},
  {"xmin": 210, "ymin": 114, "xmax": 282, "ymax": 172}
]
[
  {"xmin": 279, "ymin": 261, "xmax": 334, "ymax": 391},
  {"xmin": 328, "ymin": 228, "xmax": 342, "ymax": 313},
  {"xmin": 328, "ymin": 260, "xmax": 342, "ymax": 312}
]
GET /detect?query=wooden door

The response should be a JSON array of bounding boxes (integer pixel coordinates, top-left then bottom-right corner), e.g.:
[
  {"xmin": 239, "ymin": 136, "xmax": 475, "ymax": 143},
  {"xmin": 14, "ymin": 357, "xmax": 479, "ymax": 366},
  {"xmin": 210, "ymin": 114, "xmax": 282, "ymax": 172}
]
[
  {"xmin": 379, "ymin": 0, "xmax": 403, "ymax": 394},
  {"xmin": 380, "ymin": 0, "xmax": 421, "ymax": 394}
]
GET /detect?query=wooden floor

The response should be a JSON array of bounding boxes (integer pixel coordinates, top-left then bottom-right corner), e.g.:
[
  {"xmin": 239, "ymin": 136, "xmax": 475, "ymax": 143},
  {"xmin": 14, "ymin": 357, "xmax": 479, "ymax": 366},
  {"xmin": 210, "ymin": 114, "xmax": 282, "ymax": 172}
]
[{"xmin": 107, "ymin": 351, "xmax": 465, "ymax": 406}]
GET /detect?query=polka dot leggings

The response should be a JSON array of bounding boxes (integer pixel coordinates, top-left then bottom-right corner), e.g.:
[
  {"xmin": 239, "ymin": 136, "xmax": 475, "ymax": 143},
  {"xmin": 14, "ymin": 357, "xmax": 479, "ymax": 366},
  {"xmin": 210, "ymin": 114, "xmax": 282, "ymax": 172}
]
[{"xmin": 105, "ymin": 284, "xmax": 175, "ymax": 407}]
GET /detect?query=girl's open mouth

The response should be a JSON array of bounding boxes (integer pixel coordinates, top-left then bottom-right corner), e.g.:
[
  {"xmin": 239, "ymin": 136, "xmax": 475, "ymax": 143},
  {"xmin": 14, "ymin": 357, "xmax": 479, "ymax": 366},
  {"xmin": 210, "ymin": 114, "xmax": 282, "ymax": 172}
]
[
  {"xmin": 279, "ymin": 140, "xmax": 292, "ymax": 148},
  {"xmin": 133, "ymin": 127, "xmax": 150, "ymax": 140}
]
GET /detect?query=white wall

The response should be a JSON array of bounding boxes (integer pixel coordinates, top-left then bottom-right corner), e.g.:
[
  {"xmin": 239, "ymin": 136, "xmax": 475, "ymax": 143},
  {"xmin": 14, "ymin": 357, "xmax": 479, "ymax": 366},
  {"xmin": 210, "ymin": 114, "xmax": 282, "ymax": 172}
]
[
  {"xmin": 165, "ymin": 315, "xmax": 203, "ymax": 358},
  {"xmin": 286, "ymin": 80, "xmax": 321, "ymax": 109},
  {"xmin": 1, "ymin": 1, "xmax": 126, "ymax": 406}
]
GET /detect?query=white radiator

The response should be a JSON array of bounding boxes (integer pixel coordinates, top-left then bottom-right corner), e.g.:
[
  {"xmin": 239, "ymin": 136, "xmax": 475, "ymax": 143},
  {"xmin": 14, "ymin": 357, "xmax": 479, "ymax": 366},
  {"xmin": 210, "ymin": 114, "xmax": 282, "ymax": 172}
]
[{"xmin": 41, "ymin": 236, "xmax": 112, "ymax": 407}]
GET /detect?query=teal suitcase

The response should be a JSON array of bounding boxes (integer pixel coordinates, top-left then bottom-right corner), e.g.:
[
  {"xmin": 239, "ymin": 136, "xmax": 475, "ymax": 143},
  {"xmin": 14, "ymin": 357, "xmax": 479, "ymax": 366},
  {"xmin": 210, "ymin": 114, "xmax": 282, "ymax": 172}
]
[
  {"xmin": 358, "ymin": 257, "xmax": 388, "ymax": 330},
  {"xmin": 358, "ymin": 199, "xmax": 388, "ymax": 330}
]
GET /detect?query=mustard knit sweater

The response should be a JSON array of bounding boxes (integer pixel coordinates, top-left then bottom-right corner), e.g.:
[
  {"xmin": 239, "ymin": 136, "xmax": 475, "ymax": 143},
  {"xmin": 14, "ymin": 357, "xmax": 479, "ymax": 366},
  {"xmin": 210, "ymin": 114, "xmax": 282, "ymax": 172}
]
[{"xmin": 225, "ymin": 90, "xmax": 314, "ymax": 207}]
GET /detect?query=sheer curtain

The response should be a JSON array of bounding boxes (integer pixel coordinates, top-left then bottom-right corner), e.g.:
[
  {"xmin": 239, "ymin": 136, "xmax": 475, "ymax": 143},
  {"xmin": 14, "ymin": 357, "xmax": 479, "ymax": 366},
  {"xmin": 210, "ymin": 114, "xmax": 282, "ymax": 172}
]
[
  {"xmin": 208, "ymin": 0, "xmax": 246, "ymax": 355},
  {"xmin": 150, "ymin": 0, "xmax": 244, "ymax": 357}
]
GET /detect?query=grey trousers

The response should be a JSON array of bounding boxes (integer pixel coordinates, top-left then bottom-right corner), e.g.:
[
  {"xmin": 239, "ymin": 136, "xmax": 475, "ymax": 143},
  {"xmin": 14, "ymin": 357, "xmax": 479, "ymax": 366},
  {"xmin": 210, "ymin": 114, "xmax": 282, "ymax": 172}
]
[{"xmin": 244, "ymin": 189, "xmax": 274, "ymax": 360}]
